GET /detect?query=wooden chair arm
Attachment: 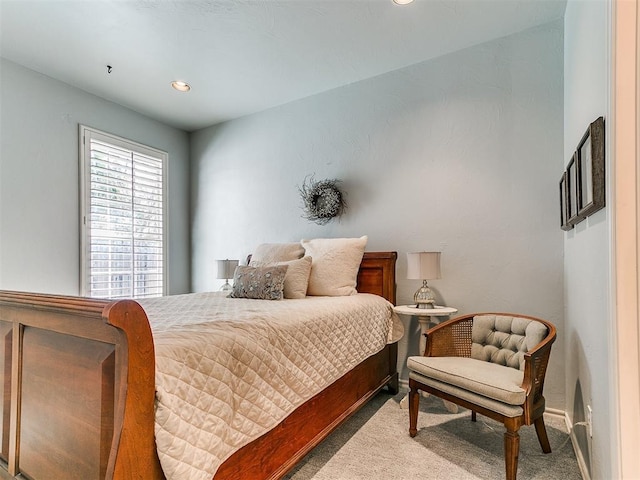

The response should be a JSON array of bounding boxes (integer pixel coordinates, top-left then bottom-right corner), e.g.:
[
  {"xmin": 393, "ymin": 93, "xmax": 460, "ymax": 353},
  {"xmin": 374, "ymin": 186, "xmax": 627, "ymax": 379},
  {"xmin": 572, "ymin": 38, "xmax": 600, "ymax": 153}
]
[{"xmin": 521, "ymin": 323, "xmax": 556, "ymax": 421}]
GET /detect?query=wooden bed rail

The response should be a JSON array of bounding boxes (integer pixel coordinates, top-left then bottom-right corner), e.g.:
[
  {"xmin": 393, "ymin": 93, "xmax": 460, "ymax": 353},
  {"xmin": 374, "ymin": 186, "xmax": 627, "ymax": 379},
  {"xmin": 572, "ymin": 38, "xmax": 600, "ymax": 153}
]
[{"xmin": 0, "ymin": 291, "xmax": 164, "ymax": 480}]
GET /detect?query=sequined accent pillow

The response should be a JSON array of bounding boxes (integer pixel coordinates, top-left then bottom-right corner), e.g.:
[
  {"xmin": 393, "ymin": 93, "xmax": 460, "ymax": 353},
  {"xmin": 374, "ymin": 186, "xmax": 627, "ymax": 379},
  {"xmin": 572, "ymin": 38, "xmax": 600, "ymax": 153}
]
[{"xmin": 228, "ymin": 265, "xmax": 288, "ymax": 300}]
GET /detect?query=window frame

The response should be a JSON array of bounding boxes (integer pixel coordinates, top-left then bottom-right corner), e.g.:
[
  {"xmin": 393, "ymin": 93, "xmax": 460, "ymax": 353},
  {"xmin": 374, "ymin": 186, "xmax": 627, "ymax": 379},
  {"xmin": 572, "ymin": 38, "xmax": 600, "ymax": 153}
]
[{"xmin": 79, "ymin": 125, "xmax": 169, "ymax": 299}]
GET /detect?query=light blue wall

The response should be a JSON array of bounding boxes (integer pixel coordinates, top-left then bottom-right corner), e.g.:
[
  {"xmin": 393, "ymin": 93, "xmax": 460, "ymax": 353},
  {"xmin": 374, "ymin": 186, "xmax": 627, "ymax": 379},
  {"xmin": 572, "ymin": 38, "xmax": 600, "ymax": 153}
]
[
  {"xmin": 0, "ymin": 59, "xmax": 191, "ymax": 295},
  {"xmin": 191, "ymin": 21, "xmax": 566, "ymax": 407},
  {"xmin": 563, "ymin": 1, "xmax": 612, "ymax": 478}
]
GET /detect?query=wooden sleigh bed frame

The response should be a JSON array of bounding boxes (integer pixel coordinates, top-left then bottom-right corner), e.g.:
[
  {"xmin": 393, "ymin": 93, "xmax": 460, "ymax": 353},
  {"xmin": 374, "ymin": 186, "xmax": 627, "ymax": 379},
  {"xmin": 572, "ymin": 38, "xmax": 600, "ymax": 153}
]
[{"xmin": 0, "ymin": 251, "xmax": 398, "ymax": 480}]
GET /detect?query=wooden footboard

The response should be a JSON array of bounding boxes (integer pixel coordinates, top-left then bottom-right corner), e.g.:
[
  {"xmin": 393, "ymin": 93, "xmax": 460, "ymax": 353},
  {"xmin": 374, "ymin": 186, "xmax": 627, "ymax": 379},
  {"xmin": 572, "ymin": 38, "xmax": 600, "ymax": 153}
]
[
  {"xmin": 0, "ymin": 292, "xmax": 164, "ymax": 480},
  {"xmin": 0, "ymin": 251, "xmax": 398, "ymax": 480}
]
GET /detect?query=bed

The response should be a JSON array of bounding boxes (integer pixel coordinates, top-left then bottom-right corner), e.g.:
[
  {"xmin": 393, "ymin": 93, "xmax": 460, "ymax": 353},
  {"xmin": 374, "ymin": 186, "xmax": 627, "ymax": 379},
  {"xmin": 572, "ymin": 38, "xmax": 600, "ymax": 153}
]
[{"xmin": 0, "ymin": 250, "xmax": 398, "ymax": 480}]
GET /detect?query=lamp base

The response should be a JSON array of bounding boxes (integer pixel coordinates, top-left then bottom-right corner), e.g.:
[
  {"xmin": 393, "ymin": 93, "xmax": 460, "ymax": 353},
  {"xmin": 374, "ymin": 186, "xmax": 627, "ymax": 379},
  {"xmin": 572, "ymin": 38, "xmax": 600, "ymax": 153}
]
[
  {"xmin": 414, "ymin": 280, "xmax": 435, "ymax": 308},
  {"xmin": 414, "ymin": 301, "xmax": 435, "ymax": 309},
  {"xmin": 219, "ymin": 280, "xmax": 232, "ymax": 292}
]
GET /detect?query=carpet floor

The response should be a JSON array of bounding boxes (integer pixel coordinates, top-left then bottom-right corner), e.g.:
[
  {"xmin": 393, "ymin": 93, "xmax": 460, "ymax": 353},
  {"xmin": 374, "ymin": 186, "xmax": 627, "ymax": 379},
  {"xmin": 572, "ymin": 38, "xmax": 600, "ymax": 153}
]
[{"xmin": 284, "ymin": 390, "xmax": 582, "ymax": 480}]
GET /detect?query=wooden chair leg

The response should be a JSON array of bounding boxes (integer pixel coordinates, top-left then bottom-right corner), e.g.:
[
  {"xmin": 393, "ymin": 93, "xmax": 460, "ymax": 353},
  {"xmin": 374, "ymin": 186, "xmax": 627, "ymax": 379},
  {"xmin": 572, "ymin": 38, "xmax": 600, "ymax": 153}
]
[
  {"xmin": 534, "ymin": 416, "xmax": 552, "ymax": 453},
  {"xmin": 504, "ymin": 428, "xmax": 520, "ymax": 480},
  {"xmin": 471, "ymin": 411, "xmax": 477, "ymax": 422},
  {"xmin": 408, "ymin": 382, "xmax": 420, "ymax": 438}
]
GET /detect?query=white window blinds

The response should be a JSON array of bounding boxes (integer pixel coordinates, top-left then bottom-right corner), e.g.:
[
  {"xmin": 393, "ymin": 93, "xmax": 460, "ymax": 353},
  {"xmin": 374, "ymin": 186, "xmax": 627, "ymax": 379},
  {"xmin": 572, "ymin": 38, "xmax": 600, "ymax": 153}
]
[{"xmin": 80, "ymin": 126, "xmax": 167, "ymax": 299}]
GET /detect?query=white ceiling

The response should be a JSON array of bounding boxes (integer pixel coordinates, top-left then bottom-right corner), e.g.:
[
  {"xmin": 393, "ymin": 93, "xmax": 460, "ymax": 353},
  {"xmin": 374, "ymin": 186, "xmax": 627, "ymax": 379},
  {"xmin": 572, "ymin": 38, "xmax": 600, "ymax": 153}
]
[{"xmin": 0, "ymin": 0, "xmax": 566, "ymax": 132}]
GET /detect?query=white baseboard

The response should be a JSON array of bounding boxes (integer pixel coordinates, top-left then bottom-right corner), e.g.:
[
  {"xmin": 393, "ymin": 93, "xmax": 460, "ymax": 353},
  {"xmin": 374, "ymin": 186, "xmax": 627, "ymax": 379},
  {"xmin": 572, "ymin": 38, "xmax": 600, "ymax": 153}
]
[
  {"xmin": 544, "ymin": 407, "xmax": 565, "ymax": 418},
  {"xmin": 564, "ymin": 412, "xmax": 591, "ymax": 480}
]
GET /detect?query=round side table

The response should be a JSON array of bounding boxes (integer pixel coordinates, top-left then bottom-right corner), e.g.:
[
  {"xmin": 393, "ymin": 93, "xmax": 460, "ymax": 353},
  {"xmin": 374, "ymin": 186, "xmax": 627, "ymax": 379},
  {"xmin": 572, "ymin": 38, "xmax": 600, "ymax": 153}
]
[{"xmin": 393, "ymin": 305, "xmax": 458, "ymax": 356}]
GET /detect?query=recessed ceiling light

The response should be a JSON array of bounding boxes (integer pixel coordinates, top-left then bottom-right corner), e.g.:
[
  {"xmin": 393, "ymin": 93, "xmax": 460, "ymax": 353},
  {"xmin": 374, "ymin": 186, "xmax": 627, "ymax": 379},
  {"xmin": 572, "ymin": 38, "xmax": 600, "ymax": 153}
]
[
  {"xmin": 392, "ymin": 0, "xmax": 414, "ymax": 4},
  {"xmin": 171, "ymin": 81, "xmax": 191, "ymax": 92}
]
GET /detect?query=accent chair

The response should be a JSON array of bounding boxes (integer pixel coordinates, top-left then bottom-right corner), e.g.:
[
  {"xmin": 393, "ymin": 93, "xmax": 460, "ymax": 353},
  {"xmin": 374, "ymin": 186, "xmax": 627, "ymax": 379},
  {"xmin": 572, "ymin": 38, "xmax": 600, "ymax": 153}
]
[{"xmin": 407, "ymin": 312, "xmax": 557, "ymax": 480}]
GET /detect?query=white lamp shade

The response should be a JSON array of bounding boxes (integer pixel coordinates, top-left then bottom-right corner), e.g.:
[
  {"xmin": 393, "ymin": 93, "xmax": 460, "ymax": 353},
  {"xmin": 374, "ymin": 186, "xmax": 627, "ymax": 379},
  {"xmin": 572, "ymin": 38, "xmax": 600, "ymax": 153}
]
[
  {"xmin": 406, "ymin": 252, "xmax": 441, "ymax": 280},
  {"xmin": 216, "ymin": 259, "xmax": 239, "ymax": 280}
]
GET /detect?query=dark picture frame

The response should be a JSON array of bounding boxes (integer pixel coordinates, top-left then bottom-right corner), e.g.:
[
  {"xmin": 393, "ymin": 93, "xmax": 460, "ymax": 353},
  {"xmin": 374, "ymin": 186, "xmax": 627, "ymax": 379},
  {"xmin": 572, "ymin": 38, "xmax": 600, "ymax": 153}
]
[
  {"xmin": 577, "ymin": 116, "xmax": 605, "ymax": 218},
  {"xmin": 566, "ymin": 153, "xmax": 581, "ymax": 226},
  {"xmin": 559, "ymin": 171, "xmax": 572, "ymax": 231}
]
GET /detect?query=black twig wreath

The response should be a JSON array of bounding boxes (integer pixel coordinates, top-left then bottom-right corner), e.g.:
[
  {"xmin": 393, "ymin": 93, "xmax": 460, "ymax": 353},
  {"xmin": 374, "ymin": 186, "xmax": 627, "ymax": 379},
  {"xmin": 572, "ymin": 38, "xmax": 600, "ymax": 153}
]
[{"xmin": 299, "ymin": 176, "xmax": 347, "ymax": 225}]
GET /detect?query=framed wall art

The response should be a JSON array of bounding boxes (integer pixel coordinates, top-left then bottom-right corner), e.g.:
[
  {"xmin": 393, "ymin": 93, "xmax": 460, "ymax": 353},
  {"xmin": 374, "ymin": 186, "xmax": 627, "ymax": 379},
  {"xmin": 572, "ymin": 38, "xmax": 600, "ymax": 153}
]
[
  {"xmin": 559, "ymin": 116, "xmax": 605, "ymax": 231},
  {"xmin": 559, "ymin": 171, "xmax": 572, "ymax": 231},
  {"xmin": 577, "ymin": 116, "xmax": 605, "ymax": 218},
  {"xmin": 566, "ymin": 153, "xmax": 581, "ymax": 226}
]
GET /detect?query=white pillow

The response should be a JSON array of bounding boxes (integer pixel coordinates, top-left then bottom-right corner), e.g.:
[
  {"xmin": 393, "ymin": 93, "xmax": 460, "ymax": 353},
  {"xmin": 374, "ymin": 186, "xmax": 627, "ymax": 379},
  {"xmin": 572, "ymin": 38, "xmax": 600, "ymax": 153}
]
[
  {"xmin": 301, "ymin": 236, "xmax": 368, "ymax": 296},
  {"xmin": 251, "ymin": 243, "xmax": 305, "ymax": 264},
  {"xmin": 250, "ymin": 256, "xmax": 312, "ymax": 299}
]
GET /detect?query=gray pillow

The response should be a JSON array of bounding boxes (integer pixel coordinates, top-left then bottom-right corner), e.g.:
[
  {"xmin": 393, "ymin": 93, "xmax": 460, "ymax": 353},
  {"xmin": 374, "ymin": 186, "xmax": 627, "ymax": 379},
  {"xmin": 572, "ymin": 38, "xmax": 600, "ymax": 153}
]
[{"xmin": 228, "ymin": 265, "xmax": 288, "ymax": 300}]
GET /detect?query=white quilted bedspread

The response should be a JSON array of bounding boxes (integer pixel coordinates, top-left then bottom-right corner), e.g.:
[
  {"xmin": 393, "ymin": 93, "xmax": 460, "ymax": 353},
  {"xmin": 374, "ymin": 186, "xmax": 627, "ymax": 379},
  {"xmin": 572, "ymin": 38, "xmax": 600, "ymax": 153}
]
[{"xmin": 138, "ymin": 292, "xmax": 402, "ymax": 480}]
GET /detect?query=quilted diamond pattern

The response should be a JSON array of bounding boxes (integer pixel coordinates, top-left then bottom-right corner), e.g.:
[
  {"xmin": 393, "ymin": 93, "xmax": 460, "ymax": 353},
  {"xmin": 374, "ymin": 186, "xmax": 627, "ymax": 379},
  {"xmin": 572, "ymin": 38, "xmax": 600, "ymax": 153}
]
[{"xmin": 138, "ymin": 292, "xmax": 400, "ymax": 480}]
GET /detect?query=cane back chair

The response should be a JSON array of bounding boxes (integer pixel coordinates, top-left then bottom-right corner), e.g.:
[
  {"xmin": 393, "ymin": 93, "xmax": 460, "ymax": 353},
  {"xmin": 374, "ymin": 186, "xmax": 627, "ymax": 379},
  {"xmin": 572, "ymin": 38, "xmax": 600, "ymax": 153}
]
[{"xmin": 407, "ymin": 312, "xmax": 556, "ymax": 480}]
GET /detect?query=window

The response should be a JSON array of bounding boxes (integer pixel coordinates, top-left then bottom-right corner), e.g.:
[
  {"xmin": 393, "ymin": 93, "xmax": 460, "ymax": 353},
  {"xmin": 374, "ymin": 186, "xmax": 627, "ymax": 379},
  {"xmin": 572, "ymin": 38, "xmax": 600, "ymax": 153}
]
[{"xmin": 80, "ymin": 126, "xmax": 167, "ymax": 299}]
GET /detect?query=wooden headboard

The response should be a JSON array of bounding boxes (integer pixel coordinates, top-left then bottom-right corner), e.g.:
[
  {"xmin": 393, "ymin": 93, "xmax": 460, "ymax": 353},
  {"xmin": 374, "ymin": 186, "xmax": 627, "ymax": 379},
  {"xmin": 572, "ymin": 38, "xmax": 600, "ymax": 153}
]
[
  {"xmin": 246, "ymin": 251, "xmax": 398, "ymax": 304},
  {"xmin": 357, "ymin": 251, "xmax": 397, "ymax": 305}
]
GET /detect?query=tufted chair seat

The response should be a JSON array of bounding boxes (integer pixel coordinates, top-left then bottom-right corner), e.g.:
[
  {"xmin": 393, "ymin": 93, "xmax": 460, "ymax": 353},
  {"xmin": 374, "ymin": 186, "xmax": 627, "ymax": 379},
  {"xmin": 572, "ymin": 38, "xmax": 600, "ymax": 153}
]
[{"xmin": 407, "ymin": 313, "xmax": 556, "ymax": 480}]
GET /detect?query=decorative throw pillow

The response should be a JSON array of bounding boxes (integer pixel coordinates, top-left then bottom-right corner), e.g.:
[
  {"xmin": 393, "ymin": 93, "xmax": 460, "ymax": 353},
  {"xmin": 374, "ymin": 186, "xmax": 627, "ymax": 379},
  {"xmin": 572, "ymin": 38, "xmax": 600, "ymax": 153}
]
[
  {"xmin": 250, "ymin": 256, "xmax": 312, "ymax": 299},
  {"xmin": 250, "ymin": 243, "xmax": 305, "ymax": 264},
  {"xmin": 301, "ymin": 236, "xmax": 368, "ymax": 296},
  {"xmin": 228, "ymin": 265, "xmax": 288, "ymax": 300}
]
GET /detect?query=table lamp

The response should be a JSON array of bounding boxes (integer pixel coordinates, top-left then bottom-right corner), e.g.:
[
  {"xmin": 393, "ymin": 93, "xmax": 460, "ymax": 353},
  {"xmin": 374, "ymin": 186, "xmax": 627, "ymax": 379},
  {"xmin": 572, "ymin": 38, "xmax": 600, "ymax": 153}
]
[
  {"xmin": 407, "ymin": 252, "xmax": 441, "ymax": 308},
  {"xmin": 216, "ymin": 259, "xmax": 239, "ymax": 292}
]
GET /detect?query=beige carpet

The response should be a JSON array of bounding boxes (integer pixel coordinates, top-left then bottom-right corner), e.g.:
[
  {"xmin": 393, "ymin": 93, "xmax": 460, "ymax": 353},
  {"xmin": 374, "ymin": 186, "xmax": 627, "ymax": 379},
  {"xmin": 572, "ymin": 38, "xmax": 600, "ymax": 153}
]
[{"xmin": 285, "ymin": 390, "xmax": 582, "ymax": 480}]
